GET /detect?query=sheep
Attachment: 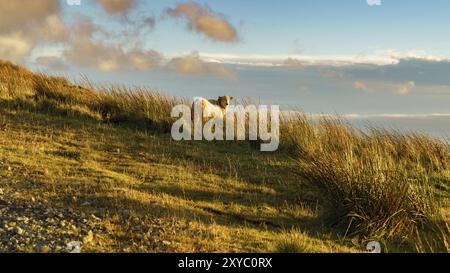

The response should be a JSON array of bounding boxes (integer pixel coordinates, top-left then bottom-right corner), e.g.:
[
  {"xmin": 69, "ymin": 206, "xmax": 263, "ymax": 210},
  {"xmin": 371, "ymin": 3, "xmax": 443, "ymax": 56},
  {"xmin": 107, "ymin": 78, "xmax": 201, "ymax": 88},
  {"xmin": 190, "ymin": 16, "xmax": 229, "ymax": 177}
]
[{"xmin": 191, "ymin": 96, "xmax": 233, "ymax": 121}]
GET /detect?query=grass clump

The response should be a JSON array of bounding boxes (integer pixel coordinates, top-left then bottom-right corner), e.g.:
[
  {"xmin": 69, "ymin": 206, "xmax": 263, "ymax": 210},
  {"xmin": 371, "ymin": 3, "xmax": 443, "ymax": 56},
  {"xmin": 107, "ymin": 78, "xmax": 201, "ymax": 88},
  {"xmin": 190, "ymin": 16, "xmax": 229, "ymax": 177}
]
[
  {"xmin": 1, "ymin": 60, "xmax": 449, "ymax": 252},
  {"xmin": 272, "ymin": 229, "xmax": 360, "ymax": 253},
  {"xmin": 0, "ymin": 61, "xmax": 186, "ymax": 132},
  {"xmin": 285, "ymin": 113, "xmax": 449, "ymax": 251}
]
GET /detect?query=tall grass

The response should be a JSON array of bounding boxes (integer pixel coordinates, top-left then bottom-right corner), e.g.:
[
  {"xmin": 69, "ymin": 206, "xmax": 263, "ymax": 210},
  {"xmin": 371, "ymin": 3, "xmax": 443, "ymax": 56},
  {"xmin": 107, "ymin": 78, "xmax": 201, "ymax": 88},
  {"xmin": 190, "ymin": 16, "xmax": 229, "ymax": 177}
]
[
  {"xmin": 0, "ymin": 60, "xmax": 186, "ymax": 132},
  {"xmin": 2, "ymin": 60, "xmax": 449, "ymax": 251},
  {"xmin": 284, "ymin": 113, "xmax": 450, "ymax": 251},
  {"xmin": 95, "ymin": 86, "xmax": 185, "ymax": 132},
  {"xmin": 0, "ymin": 60, "xmax": 35, "ymax": 100}
]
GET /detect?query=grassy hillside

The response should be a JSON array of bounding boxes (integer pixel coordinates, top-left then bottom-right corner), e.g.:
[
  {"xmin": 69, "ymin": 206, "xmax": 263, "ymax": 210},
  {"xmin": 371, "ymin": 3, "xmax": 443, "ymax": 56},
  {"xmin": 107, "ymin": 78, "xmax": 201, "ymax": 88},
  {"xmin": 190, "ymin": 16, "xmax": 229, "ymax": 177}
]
[{"xmin": 0, "ymin": 60, "xmax": 448, "ymax": 253}]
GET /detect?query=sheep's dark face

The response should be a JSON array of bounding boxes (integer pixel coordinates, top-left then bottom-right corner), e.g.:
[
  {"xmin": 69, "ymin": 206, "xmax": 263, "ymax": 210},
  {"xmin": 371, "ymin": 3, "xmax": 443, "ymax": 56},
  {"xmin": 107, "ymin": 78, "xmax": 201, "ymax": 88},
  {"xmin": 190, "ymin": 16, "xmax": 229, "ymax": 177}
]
[{"xmin": 218, "ymin": 96, "xmax": 233, "ymax": 109}]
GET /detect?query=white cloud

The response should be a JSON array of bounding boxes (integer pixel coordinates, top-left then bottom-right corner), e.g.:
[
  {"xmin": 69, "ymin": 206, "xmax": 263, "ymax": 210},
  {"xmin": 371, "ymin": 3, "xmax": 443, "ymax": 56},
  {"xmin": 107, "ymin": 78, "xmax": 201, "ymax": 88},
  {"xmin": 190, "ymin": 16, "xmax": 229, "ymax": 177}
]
[
  {"xmin": 35, "ymin": 56, "xmax": 68, "ymax": 70},
  {"xmin": 96, "ymin": 0, "xmax": 137, "ymax": 16},
  {"xmin": 166, "ymin": 1, "xmax": 239, "ymax": 42},
  {"xmin": 0, "ymin": 33, "xmax": 33, "ymax": 62},
  {"xmin": 397, "ymin": 81, "xmax": 416, "ymax": 95},
  {"xmin": 62, "ymin": 16, "xmax": 162, "ymax": 72},
  {"xmin": 198, "ymin": 50, "xmax": 450, "ymax": 67},
  {"xmin": 354, "ymin": 81, "xmax": 369, "ymax": 91},
  {"xmin": 367, "ymin": 0, "xmax": 382, "ymax": 6},
  {"xmin": 352, "ymin": 80, "xmax": 418, "ymax": 95},
  {"xmin": 0, "ymin": 0, "xmax": 67, "ymax": 62},
  {"xmin": 167, "ymin": 52, "xmax": 237, "ymax": 80},
  {"xmin": 283, "ymin": 58, "xmax": 304, "ymax": 70}
]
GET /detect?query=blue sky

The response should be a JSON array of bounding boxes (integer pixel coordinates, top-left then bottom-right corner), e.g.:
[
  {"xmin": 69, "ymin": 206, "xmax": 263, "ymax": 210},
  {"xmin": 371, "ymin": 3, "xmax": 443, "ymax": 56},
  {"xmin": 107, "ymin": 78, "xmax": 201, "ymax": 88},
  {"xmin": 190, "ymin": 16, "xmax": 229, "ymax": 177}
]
[
  {"xmin": 62, "ymin": 0, "xmax": 450, "ymax": 56},
  {"xmin": 1, "ymin": 0, "xmax": 450, "ymax": 118},
  {"xmin": 147, "ymin": 0, "xmax": 450, "ymax": 56}
]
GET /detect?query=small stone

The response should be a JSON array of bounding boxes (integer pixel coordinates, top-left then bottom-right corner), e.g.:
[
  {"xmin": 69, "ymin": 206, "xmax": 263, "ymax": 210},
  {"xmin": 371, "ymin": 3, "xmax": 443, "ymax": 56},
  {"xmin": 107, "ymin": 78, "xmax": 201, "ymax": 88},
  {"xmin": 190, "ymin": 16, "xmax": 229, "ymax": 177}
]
[
  {"xmin": 119, "ymin": 209, "xmax": 130, "ymax": 218},
  {"xmin": 15, "ymin": 227, "xmax": 24, "ymax": 235},
  {"xmin": 0, "ymin": 179, "xmax": 8, "ymax": 184},
  {"xmin": 40, "ymin": 246, "xmax": 51, "ymax": 253},
  {"xmin": 132, "ymin": 225, "xmax": 144, "ymax": 231},
  {"xmin": 83, "ymin": 231, "xmax": 94, "ymax": 244},
  {"xmin": 97, "ymin": 208, "xmax": 106, "ymax": 218},
  {"xmin": 90, "ymin": 214, "xmax": 101, "ymax": 221}
]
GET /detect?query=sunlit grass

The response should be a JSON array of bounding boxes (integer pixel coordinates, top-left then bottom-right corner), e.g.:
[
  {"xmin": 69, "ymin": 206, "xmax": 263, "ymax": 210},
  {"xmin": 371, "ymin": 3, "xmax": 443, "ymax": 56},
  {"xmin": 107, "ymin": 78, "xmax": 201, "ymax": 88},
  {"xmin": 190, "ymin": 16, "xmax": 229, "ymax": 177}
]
[
  {"xmin": 0, "ymin": 60, "xmax": 448, "ymax": 252},
  {"xmin": 284, "ymin": 113, "xmax": 449, "ymax": 252}
]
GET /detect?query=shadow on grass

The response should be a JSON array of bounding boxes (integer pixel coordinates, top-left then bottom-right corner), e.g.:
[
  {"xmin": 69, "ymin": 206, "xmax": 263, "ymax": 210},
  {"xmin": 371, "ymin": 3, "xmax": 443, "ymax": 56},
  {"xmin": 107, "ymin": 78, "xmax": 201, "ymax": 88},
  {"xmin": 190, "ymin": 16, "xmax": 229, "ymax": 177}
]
[{"xmin": 1, "ymin": 98, "xmax": 349, "ymax": 251}]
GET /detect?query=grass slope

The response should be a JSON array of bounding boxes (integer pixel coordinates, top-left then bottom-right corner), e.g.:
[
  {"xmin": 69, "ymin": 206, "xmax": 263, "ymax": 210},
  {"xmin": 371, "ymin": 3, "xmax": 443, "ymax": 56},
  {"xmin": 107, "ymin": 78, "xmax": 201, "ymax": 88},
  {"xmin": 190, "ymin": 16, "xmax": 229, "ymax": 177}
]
[
  {"xmin": 0, "ymin": 60, "xmax": 448, "ymax": 252},
  {"xmin": 0, "ymin": 103, "xmax": 358, "ymax": 252}
]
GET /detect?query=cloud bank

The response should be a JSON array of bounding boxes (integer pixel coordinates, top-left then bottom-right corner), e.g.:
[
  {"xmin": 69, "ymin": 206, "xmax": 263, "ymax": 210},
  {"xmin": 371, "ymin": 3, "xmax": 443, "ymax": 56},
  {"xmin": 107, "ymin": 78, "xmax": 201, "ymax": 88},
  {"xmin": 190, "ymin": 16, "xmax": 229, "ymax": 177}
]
[
  {"xmin": 198, "ymin": 50, "xmax": 450, "ymax": 67},
  {"xmin": 354, "ymin": 81, "xmax": 369, "ymax": 91},
  {"xmin": 353, "ymin": 80, "xmax": 417, "ymax": 95},
  {"xmin": 283, "ymin": 58, "xmax": 304, "ymax": 70},
  {"xmin": 63, "ymin": 16, "xmax": 162, "ymax": 72},
  {"xmin": 0, "ymin": 0, "xmax": 240, "ymax": 80},
  {"xmin": 0, "ymin": 0, "xmax": 67, "ymax": 62},
  {"xmin": 96, "ymin": 0, "xmax": 137, "ymax": 16},
  {"xmin": 166, "ymin": 2, "xmax": 238, "ymax": 42},
  {"xmin": 168, "ymin": 53, "xmax": 237, "ymax": 80}
]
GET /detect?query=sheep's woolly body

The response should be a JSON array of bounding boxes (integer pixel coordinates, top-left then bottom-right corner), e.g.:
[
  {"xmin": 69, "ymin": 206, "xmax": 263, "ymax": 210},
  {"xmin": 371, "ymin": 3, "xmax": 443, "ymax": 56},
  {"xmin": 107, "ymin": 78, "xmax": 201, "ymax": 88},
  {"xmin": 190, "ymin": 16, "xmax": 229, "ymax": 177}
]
[{"xmin": 192, "ymin": 96, "xmax": 233, "ymax": 120}]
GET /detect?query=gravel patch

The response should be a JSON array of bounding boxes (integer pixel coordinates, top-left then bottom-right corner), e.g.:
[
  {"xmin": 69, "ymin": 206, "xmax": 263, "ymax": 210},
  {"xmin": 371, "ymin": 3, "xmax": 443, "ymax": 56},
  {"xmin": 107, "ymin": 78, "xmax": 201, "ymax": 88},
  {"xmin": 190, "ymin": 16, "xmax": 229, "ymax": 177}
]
[{"xmin": 0, "ymin": 187, "xmax": 105, "ymax": 253}]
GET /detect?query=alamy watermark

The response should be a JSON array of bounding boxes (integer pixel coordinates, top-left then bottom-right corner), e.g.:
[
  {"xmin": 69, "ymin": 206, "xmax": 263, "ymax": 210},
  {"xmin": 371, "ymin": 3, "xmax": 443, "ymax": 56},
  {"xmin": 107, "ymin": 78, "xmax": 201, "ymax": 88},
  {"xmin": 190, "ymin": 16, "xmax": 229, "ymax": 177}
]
[
  {"xmin": 367, "ymin": 0, "xmax": 382, "ymax": 6},
  {"xmin": 366, "ymin": 241, "xmax": 382, "ymax": 253},
  {"xmin": 170, "ymin": 99, "xmax": 280, "ymax": 152},
  {"xmin": 66, "ymin": 241, "xmax": 82, "ymax": 253},
  {"xmin": 66, "ymin": 0, "xmax": 81, "ymax": 6}
]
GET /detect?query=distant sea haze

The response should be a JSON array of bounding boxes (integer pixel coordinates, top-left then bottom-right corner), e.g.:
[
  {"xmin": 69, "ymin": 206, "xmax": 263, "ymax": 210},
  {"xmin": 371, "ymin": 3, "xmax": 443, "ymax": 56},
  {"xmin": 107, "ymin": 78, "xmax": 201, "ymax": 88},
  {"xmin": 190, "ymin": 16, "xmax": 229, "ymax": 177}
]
[
  {"xmin": 294, "ymin": 112, "xmax": 450, "ymax": 141},
  {"xmin": 58, "ymin": 62, "xmax": 450, "ymax": 140},
  {"xmin": 346, "ymin": 114, "xmax": 450, "ymax": 141}
]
